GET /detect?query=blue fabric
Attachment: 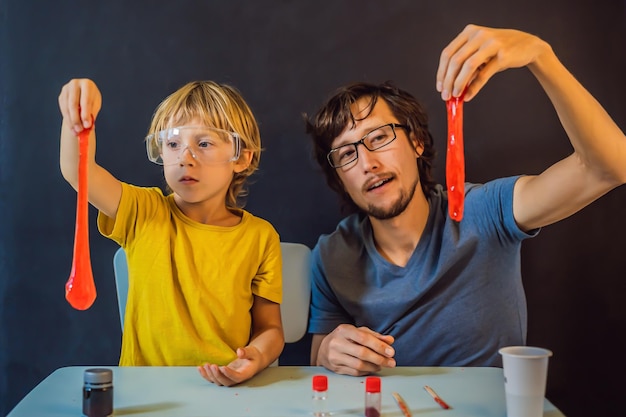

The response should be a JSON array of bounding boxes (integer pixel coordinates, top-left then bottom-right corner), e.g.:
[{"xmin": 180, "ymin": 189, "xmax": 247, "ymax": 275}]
[{"xmin": 308, "ymin": 176, "xmax": 539, "ymax": 367}]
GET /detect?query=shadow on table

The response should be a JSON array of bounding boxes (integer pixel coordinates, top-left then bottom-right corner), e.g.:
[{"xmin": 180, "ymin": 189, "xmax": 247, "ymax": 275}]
[{"xmin": 114, "ymin": 402, "xmax": 183, "ymax": 415}]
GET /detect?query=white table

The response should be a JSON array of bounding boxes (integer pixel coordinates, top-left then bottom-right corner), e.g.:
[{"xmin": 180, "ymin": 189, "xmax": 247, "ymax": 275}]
[{"xmin": 7, "ymin": 366, "xmax": 565, "ymax": 416}]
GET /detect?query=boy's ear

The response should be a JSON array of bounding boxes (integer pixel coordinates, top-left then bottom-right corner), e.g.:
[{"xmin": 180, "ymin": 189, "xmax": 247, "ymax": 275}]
[{"xmin": 233, "ymin": 149, "xmax": 253, "ymax": 173}]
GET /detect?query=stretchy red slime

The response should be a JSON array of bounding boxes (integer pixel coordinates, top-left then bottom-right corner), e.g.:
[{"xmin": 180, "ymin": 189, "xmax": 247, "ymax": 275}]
[
  {"xmin": 446, "ymin": 92, "xmax": 465, "ymax": 222},
  {"xmin": 65, "ymin": 126, "xmax": 96, "ymax": 310}
]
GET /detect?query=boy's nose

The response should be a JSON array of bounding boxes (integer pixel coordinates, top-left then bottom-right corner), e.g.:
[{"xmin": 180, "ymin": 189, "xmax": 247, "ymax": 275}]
[{"xmin": 178, "ymin": 145, "xmax": 198, "ymax": 165}]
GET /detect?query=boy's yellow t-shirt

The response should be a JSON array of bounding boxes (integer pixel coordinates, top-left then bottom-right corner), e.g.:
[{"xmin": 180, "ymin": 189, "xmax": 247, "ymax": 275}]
[{"xmin": 98, "ymin": 183, "xmax": 282, "ymax": 366}]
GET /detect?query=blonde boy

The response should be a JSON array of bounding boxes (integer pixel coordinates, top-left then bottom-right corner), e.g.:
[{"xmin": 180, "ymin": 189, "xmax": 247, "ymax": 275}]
[{"xmin": 59, "ymin": 79, "xmax": 283, "ymax": 386}]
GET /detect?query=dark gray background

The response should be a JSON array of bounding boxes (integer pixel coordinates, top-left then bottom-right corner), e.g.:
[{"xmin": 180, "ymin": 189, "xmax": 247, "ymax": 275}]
[{"xmin": 1, "ymin": 1, "xmax": 625, "ymax": 416}]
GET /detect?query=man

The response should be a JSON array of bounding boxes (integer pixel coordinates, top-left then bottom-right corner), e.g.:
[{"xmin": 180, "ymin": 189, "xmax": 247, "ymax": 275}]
[{"xmin": 305, "ymin": 24, "xmax": 626, "ymax": 376}]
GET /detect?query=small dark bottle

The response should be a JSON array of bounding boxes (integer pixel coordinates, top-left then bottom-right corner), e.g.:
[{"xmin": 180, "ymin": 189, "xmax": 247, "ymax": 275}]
[{"xmin": 83, "ymin": 368, "xmax": 113, "ymax": 417}]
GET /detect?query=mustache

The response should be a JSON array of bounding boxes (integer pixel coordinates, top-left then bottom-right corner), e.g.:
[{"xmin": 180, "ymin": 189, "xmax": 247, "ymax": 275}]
[{"xmin": 362, "ymin": 174, "xmax": 394, "ymax": 193}]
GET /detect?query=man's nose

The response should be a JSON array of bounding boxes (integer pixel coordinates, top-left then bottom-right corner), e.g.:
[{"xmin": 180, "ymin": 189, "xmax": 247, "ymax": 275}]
[{"xmin": 356, "ymin": 144, "xmax": 379, "ymax": 171}]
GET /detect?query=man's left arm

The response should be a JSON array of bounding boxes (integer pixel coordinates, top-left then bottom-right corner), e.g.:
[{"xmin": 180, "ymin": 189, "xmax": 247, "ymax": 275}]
[
  {"xmin": 437, "ymin": 24, "xmax": 626, "ymax": 231},
  {"xmin": 512, "ymin": 40, "xmax": 626, "ymax": 230}
]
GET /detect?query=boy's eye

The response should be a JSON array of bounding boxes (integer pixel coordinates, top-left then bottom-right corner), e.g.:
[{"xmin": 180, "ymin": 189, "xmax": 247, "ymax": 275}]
[
  {"xmin": 165, "ymin": 141, "xmax": 179, "ymax": 149},
  {"xmin": 196, "ymin": 133, "xmax": 219, "ymax": 149}
]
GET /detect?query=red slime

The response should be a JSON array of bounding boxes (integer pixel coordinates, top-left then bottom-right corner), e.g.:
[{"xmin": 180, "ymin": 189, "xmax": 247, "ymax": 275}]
[
  {"xmin": 446, "ymin": 93, "xmax": 465, "ymax": 222},
  {"xmin": 65, "ymin": 126, "xmax": 96, "ymax": 310}
]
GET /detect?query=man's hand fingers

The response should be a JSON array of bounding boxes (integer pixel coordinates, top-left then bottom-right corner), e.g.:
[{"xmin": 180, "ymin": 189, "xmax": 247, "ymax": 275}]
[{"xmin": 322, "ymin": 325, "xmax": 396, "ymax": 374}]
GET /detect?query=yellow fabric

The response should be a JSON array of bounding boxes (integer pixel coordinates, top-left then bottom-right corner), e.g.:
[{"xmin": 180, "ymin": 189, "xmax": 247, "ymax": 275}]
[{"xmin": 98, "ymin": 183, "xmax": 282, "ymax": 366}]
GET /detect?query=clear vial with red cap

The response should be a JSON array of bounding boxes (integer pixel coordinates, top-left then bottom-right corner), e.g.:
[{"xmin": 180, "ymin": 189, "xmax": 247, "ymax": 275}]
[
  {"xmin": 312, "ymin": 375, "xmax": 328, "ymax": 417},
  {"xmin": 365, "ymin": 376, "xmax": 381, "ymax": 417}
]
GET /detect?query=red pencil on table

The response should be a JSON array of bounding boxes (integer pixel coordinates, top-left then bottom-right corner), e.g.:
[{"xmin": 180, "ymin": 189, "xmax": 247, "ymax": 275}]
[
  {"xmin": 392, "ymin": 392, "xmax": 413, "ymax": 417},
  {"xmin": 424, "ymin": 385, "xmax": 451, "ymax": 410}
]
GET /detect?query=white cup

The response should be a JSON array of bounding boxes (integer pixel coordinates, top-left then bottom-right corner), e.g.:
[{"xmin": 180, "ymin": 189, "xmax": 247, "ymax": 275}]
[{"xmin": 499, "ymin": 346, "xmax": 552, "ymax": 417}]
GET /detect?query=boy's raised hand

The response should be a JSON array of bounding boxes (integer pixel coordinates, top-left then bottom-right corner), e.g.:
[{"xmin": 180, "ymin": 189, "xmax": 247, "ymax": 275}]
[{"xmin": 58, "ymin": 78, "xmax": 102, "ymax": 133}]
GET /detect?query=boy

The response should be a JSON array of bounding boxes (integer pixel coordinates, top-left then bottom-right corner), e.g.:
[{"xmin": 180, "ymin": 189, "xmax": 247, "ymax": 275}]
[{"xmin": 59, "ymin": 79, "xmax": 283, "ymax": 386}]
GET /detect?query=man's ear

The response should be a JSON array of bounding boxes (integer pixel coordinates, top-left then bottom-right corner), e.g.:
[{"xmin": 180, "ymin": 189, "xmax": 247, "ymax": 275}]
[
  {"xmin": 410, "ymin": 132, "xmax": 424, "ymax": 158},
  {"xmin": 233, "ymin": 149, "xmax": 253, "ymax": 173}
]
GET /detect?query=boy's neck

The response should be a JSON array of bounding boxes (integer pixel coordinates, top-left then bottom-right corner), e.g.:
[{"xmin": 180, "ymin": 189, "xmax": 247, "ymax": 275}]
[{"xmin": 174, "ymin": 196, "xmax": 242, "ymax": 226}]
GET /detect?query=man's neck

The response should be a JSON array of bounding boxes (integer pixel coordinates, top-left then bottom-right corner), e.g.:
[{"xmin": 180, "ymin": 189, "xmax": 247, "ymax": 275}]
[{"xmin": 369, "ymin": 190, "xmax": 430, "ymax": 267}]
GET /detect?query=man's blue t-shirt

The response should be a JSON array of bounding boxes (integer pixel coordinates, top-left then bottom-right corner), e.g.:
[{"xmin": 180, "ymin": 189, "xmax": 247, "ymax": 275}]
[{"xmin": 308, "ymin": 176, "xmax": 538, "ymax": 367}]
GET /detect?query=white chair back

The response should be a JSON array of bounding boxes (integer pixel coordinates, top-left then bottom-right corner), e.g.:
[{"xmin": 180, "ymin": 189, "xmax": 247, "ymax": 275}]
[{"xmin": 278, "ymin": 242, "xmax": 311, "ymax": 343}]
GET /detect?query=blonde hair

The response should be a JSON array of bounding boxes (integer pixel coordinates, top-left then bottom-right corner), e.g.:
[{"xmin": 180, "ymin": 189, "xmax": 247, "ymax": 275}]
[{"xmin": 148, "ymin": 81, "xmax": 261, "ymax": 208}]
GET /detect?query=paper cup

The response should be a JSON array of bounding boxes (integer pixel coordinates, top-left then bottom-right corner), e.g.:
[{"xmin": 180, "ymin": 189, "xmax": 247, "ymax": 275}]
[{"xmin": 499, "ymin": 346, "xmax": 552, "ymax": 417}]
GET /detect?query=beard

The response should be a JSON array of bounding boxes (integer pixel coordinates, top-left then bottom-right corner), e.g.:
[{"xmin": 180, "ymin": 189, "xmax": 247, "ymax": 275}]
[{"xmin": 363, "ymin": 176, "xmax": 420, "ymax": 220}]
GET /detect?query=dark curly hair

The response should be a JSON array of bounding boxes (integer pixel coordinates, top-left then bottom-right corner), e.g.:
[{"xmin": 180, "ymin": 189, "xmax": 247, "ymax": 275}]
[{"xmin": 305, "ymin": 81, "xmax": 437, "ymax": 213}]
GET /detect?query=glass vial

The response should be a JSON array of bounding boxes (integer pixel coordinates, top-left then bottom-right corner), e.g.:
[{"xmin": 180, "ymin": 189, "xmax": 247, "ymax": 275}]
[
  {"xmin": 365, "ymin": 376, "xmax": 381, "ymax": 417},
  {"xmin": 83, "ymin": 368, "xmax": 113, "ymax": 417},
  {"xmin": 312, "ymin": 374, "xmax": 328, "ymax": 417}
]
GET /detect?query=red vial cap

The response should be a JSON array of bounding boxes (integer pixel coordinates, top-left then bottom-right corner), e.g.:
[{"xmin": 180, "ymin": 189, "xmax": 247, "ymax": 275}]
[
  {"xmin": 365, "ymin": 376, "xmax": 381, "ymax": 393},
  {"xmin": 312, "ymin": 375, "xmax": 328, "ymax": 391}
]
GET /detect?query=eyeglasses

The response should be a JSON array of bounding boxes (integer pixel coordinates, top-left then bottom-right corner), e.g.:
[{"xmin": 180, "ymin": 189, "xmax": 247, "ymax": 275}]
[
  {"xmin": 146, "ymin": 125, "xmax": 241, "ymax": 166},
  {"xmin": 326, "ymin": 123, "xmax": 409, "ymax": 168}
]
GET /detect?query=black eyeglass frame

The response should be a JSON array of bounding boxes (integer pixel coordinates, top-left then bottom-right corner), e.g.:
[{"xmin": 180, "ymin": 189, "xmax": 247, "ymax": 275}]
[{"xmin": 326, "ymin": 123, "xmax": 410, "ymax": 168}]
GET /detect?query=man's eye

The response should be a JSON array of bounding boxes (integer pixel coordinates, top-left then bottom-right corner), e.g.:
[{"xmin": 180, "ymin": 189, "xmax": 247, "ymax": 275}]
[
  {"xmin": 369, "ymin": 133, "xmax": 388, "ymax": 145},
  {"xmin": 338, "ymin": 148, "xmax": 355, "ymax": 161}
]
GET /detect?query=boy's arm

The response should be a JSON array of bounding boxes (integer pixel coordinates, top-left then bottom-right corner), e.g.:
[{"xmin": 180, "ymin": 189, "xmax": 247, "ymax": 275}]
[
  {"xmin": 59, "ymin": 79, "xmax": 122, "ymax": 219},
  {"xmin": 247, "ymin": 295, "xmax": 285, "ymax": 368},
  {"xmin": 198, "ymin": 296, "xmax": 284, "ymax": 386}
]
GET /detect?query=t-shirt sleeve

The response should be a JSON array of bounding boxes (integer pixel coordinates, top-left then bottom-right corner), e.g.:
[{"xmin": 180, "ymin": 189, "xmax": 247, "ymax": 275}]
[
  {"xmin": 251, "ymin": 223, "xmax": 282, "ymax": 305},
  {"xmin": 97, "ymin": 182, "xmax": 165, "ymax": 248},
  {"xmin": 308, "ymin": 242, "xmax": 353, "ymax": 334},
  {"xmin": 97, "ymin": 182, "xmax": 135, "ymax": 247},
  {"xmin": 465, "ymin": 176, "xmax": 540, "ymax": 244}
]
